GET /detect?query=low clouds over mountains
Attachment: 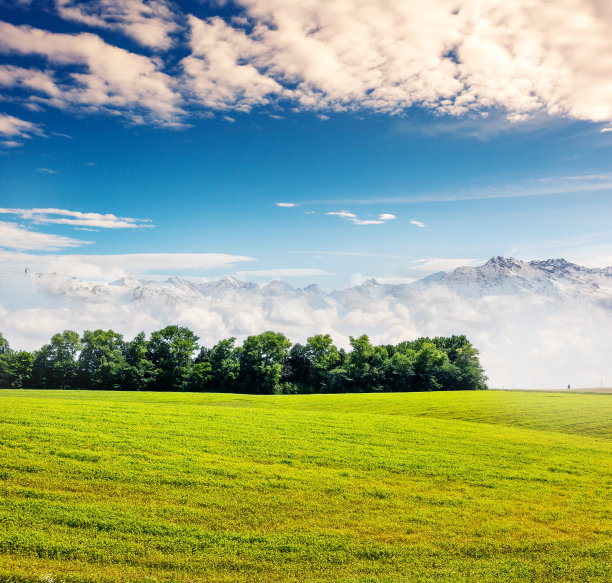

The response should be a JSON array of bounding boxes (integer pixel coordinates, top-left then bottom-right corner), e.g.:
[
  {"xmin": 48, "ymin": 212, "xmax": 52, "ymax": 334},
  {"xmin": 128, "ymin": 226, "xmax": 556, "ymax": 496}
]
[{"xmin": 1, "ymin": 257, "xmax": 611, "ymax": 389}]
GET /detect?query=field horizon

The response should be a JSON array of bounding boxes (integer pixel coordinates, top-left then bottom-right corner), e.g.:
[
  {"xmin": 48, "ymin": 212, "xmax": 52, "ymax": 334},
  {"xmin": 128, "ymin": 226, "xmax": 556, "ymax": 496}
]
[{"xmin": 0, "ymin": 389, "xmax": 610, "ymax": 582}]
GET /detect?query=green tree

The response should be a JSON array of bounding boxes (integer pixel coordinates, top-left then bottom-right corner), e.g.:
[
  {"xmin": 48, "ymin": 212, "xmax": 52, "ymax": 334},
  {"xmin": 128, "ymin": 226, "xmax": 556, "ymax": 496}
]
[
  {"xmin": 0, "ymin": 332, "xmax": 9, "ymax": 355},
  {"xmin": 123, "ymin": 332, "xmax": 155, "ymax": 390},
  {"xmin": 386, "ymin": 349, "xmax": 416, "ymax": 392},
  {"xmin": 208, "ymin": 338, "xmax": 241, "ymax": 392},
  {"xmin": 0, "ymin": 350, "xmax": 35, "ymax": 388},
  {"xmin": 147, "ymin": 326, "xmax": 199, "ymax": 391},
  {"xmin": 32, "ymin": 330, "xmax": 81, "ymax": 389},
  {"xmin": 286, "ymin": 334, "xmax": 342, "ymax": 393},
  {"xmin": 347, "ymin": 335, "xmax": 387, "ymax": 392},
  {"xmin": 239, "ymin": 331, "xmax": 291, "ymax": 394},
  {"xmin": 412, "ymin": 342, "xmax": 449, "ymax": 391},
  {"xmin": 79, "ymin": 329, "xmax": 127, "ymax": 390}
]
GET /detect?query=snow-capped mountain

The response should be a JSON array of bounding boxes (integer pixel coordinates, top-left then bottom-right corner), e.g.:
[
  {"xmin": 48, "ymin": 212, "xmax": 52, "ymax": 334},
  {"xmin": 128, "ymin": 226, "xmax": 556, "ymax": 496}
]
[
  {"xmin": 15, "ymin": 256, "xmax": 612, "ymax": 308},
  {"xmin": 1, "ymin": 257, "xmax": 611, "ymax": 389},
  {"xmin": 419, "ymin": 257, "xmax": 612, "ymax": 302}
]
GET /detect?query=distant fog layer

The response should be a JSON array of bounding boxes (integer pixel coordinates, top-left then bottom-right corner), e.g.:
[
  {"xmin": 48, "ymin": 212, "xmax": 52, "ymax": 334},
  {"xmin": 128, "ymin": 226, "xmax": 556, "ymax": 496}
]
[{"xmin": 1, "ymin": 257, "xmax": 610, "ymax": 389}]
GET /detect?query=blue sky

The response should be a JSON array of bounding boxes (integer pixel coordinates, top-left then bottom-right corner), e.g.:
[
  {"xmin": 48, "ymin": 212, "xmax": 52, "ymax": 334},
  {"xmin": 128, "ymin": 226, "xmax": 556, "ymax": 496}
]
[{"xmin": 1, "ymin": 0, "xmax": 612, "ymax": 288}]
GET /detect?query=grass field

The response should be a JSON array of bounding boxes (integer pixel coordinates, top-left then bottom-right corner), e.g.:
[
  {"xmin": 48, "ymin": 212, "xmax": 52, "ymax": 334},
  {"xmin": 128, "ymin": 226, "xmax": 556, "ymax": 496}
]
[{"xmin": 0, "ymin": 390, "xmax": 610, "ymax": 583}]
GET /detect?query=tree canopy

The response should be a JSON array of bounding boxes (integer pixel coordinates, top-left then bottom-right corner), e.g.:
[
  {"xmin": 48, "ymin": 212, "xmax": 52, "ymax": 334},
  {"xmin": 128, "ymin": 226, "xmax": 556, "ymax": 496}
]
[{"xmin": 0, "ymin": 328, "xmax": 487, "ymax": 393}]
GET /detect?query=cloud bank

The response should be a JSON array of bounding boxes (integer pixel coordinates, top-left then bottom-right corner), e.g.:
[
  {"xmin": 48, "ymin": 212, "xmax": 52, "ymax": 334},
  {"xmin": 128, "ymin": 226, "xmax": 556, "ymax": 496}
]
[
  {"xmin": 2, "ymin": 0, "xmax": 612, "ymax": 132},
  {"xmin": 1, "ymin": 262, "xmax": 611, "ymax": 390}
]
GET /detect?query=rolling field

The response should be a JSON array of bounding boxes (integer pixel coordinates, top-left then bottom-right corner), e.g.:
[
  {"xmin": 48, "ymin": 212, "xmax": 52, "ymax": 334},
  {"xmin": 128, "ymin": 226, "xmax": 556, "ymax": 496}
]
[{"xmin": 0, "ymin": 390, "xmax": 610, "ymax": 583}]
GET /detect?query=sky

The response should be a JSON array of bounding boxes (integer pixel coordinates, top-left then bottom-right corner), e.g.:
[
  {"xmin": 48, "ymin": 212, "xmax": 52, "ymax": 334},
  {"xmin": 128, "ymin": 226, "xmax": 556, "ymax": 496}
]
[{"xmin": 0, "ymin": 0, "xmax": 611, "ymax": 288}]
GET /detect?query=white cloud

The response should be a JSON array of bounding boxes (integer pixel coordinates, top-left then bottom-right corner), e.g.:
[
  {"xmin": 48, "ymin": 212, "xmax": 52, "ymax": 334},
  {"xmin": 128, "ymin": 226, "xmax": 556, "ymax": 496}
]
[
  {"xmin": 182, "ymin": 15, "xmax": 284, "ymax": 112},
  {"xmin": 3, "ymin": 1, "xmax": 612, "ymax": 130},
  {"xmin": 1, "ymin": 264, "xmax": 610, "ymax": 389},
  {"xmin": 350, "ymin": 273, "xmax": 417, "ymax": 286},
  {"xmin": 410, "ymin": 220, "xmax": 426, "ymax": 227},
  {"xmin": 237, "ymin": 268, "xmax": 331, "ymax": 278},
  {"xmin": 55, "ymin": 0, "xmax": 180, "ymax": 50},
  {"xmin": 311, "ymin": 251, "xmax": 401, "ymax": 258},
  {"xmin": 0, "ymin": 251, "xmax": 256, "ymax": 281},
  {"xmin": 0, "ymin": 208, "xmax": 153, "ymax": 229},
  {"xmin": 0, "ymin": 22, "xmax": 183, "ymax": 125},
  {"xmin": 276, "ymin": 202, "xmax": 297, "ymax": 207},
  {"xmin": 409, "ymin": 257, "xmax": 480, "ymax": 272},
  {"xmin": 601, "ymin": 127, "xmax": 612, "ymax": 133},
  {"xmin": 327, "ymin": 211, "xmax": 356, "ymax": 219},
  {"xmin": 317, "ymin": 172, "xmax": 612, "ymax": 206},
  {"xmin": 0, "ymin": 221, "xmax": 90, "ymax": 251},
  {"xmin": 327, "ymin": 210, "xmax": 386, "ymax": 225},
  {"xmin": 177, "ymin": 0, "xmax": 612, "ymax": 123},
  {"xmin": 35, "ymin": 168, "xmax": 57, "ymax": 174},
  {"xmin": 379, "ymin": 213, "xmax": 396, "ymax": 221},
  {"xmin": 0, "ymin": 113, "xmax": 42, "ymax": 138},
  {"xmin": 0, "ymin": 65, "xmax": 62, "ymax": 100}
]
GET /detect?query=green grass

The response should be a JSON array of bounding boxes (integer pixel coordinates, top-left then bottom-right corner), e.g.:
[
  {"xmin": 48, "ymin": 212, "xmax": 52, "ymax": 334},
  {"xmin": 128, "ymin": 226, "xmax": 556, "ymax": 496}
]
[{"xmin": 0, "ymin": 390, "xmax": 610, "ymax": 582}]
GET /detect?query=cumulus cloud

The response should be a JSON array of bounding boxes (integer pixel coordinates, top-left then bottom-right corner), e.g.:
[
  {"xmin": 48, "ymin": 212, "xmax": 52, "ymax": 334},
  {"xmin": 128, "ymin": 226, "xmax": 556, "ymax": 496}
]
[
  {"xmin": 0, "ymin": 21, "xmax": 182, "ymax": 125},
  {"xmin": 54, "ymin": 0, "xmax": 180, "ymax": 50},
  {"xmin": 0, "ymin": 221, "xmax": 90, "ymax": 251},
  {"xmin": 178, "ymin": 0, "xmax": 612, "ymax": 123},
  {"xmin": 0, "ymin": 208, "xmax": 153, "ymax": 229},
  {"xmin": 181, "ymin": 15, "xmax": 284, "ymax": 111},
  {"xmin": 379, "ymin": 213, "xmax": 396, "ymax": 221},
  {"xmin": 2, "ymin": 1, "xmax": 612, "ymax": 130},
  {"xmin": 0, "ymin": 251, "xmax": 256, "ymax": 281}
]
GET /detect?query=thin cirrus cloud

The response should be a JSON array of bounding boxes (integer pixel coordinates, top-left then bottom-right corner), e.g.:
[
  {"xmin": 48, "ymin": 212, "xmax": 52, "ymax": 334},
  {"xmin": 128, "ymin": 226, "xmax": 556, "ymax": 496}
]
[
  {"xmin": 0, "ymin": 220, "xmax": 90, "ymax": 251},
  {"xmin": 0, "ymin": 208, "xmax": 153, "ymax": 229},
  {"xmin": 327, "ymin": 210, "xmax": 396, "ymax": 226},
  {"xmin": 276, "ymin": 202, "xmax": 297, "ymax": 207},
  {"xmin": 410, "ymin": 220, "xmax": 426, "ymax": 228},
  {"xmin": 317, "ymin": 173, "xmax": 612, "ymax": 206},
  {"xmin": 0, "ymin": 251, "xmax": 256, "ymax": 280},
  {"xmin": 237, "ymin": 268, "xmax": 331, "ymax": 278},
  {"xmin": 1, "ymin": 1, "xmax": 612, "ymax": 132}
]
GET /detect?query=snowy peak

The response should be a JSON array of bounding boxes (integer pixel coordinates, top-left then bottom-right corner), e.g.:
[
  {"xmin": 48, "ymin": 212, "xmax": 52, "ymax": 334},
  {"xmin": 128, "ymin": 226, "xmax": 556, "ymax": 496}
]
[
  {"xmin": 429, "ymin": 257, "xmax": 612, "ymax": 300},
  {"xmin": 262, "ymin": 280, "xmax": 296, "ymax": 296},
  {"xmin": 200, "ymin": 276, "xmax": 257, "ymax": 295},
  {"xmin": 18, "ymin": 257, "xmax": 612, "ymax": 309}
]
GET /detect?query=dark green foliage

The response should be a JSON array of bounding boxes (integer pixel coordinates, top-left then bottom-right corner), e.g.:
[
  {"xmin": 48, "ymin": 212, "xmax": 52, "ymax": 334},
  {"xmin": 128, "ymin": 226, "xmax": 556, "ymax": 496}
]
[
  {"xmin": 147, "ymin": 325, "xmax": 199, "ymax": 391},
  {"xmin": 32, "ymin": 331, "xmax": 81, "ymax": 390},
  {"xmin": 238, "ymin": 331, "xmax": 292, "ymax": 393},
  {"xmin": 123, "ymin": 331, "xmax": 155, "ymax": 390},
  {"xmin": 78, "ymin": 329, "xmax": 127, "ymax": 390},
  {"xmin": 0, "ymin": 328, "xmax": 487, "ymax": 393}
]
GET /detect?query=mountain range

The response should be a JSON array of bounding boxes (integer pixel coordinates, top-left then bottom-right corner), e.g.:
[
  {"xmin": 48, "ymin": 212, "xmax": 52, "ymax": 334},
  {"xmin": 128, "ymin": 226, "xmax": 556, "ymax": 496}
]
[
  {"xmin": 21, "ymin": 256, "xmax": 612, "ymax": 308},
  {"xmin": 2, "ymin": 257, "xmax": 611, "ymax": 389}
]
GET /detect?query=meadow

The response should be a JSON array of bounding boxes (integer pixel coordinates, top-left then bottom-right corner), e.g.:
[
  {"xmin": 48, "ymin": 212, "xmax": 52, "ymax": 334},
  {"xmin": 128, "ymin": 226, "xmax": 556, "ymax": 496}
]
[{"xmin": 0, "ymin": 389, "xmax": 610, "ymax": 582}]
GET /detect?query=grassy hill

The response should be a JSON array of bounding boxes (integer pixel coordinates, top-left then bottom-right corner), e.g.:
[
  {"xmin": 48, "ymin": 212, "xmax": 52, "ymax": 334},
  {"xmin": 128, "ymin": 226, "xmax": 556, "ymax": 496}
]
[{"xmin": 0, "ymin": 390, "xmax": 610, "ymax": 582}]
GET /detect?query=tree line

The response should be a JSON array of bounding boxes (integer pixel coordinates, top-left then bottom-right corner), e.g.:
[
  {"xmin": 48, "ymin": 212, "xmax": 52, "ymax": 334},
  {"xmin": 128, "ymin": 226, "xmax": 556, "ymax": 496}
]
[{"xmin": 0, "ymin": 327, "xmax": 487, "ymax": 393}]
